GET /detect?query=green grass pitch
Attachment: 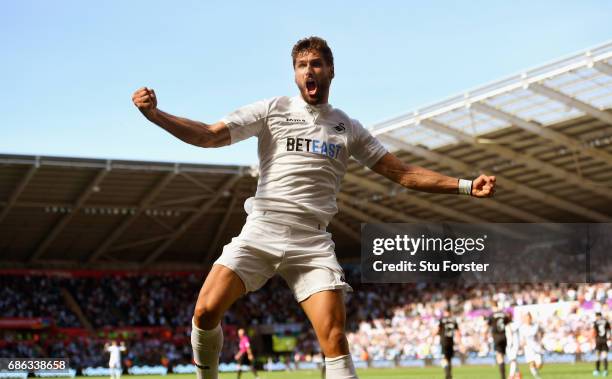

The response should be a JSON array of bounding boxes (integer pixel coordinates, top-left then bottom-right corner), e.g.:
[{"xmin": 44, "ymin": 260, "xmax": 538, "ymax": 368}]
[{"xmin": 89, "ymin": 362, "xmax": 601, "ymax": 379}]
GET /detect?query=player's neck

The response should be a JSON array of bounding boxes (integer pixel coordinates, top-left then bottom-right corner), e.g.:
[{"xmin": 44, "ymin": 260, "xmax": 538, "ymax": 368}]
[{"xmin": 298, "ymin": 94, "xmax": 331, "ymax": 110}]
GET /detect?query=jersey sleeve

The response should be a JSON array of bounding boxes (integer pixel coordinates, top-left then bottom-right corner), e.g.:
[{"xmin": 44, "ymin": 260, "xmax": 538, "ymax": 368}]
[
  {"xmin": 221, "ymin": 98, "xmax": 272, "ymax": 144},
  {"xmin": 348, "ymin": 119, "xmax": 388, "ymax": 168}
]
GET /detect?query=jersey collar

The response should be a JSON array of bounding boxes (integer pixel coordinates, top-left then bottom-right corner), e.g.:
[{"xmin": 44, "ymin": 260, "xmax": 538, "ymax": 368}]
[{"xmin": 294, "ymin": 95, "xmax": 332, "ymax": 114}]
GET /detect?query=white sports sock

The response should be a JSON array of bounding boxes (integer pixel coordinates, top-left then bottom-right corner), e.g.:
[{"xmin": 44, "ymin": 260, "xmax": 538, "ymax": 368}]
[
  {"xmin": 191, "ymin": 318, "xmax": 223, "ymax": 379},
  {"xmin": 324, "ymin": 354, "xmax": 358, "ymax": 379},
  {"xmin": 529, "ymin": 366, "xmax": 541, "ymax": 379},
  {"xmin": 509, "ymin": 361, "xmax": 517, "ymax": 376}
]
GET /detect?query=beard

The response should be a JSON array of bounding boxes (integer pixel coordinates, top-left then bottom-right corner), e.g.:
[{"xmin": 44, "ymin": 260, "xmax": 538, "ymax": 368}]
[{"xmin": 297, "ymin": 76, "xmax": 331, "ymax": 105}]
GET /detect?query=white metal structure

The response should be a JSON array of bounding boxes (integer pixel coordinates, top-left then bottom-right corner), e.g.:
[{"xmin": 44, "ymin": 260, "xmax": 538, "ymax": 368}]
[{"xmin": 338, "ymin": 41, "xmax": 612, "ymax": 231}]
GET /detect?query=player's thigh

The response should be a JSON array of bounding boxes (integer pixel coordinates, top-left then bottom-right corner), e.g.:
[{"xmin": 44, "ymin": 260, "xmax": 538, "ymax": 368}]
[
  {"xmin": 495, "ymin": 351, "xmax": 504, "ymax": 362},
  {"xmin": 300, "ymin": 289, "xmax": 346, "ymax": 336},
  {"xmin": 195, "ymin": 264, "xmax": 245, "ymax": 316}
]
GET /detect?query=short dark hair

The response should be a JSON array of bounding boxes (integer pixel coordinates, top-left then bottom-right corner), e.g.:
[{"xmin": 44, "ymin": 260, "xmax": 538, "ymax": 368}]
[{"xmin": 291, "ymin": 36, "xmax": 334, "ymax": 70}]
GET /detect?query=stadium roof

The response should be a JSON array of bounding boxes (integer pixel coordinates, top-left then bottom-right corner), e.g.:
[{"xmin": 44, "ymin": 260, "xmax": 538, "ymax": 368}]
[{"xmin": 1, "ymin": 41, "xmax": 611, "ymax": 270}]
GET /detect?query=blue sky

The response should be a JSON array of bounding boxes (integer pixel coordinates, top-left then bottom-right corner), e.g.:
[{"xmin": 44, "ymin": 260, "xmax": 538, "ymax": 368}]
[{"xmin": 1, "ymin": 1, "xmax": 611, "ymax": 165}]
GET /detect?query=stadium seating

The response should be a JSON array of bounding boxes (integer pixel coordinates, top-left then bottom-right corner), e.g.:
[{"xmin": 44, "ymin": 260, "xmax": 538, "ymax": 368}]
[{"xmin": 1, "ymin": 271, "xmax": 610, "ymax": 369}]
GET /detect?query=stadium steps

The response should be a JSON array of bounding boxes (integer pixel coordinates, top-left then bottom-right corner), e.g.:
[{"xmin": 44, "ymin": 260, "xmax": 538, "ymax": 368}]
[{"xmin": 60, "ymin": 287, "xmax": 94, "ymax": 331}]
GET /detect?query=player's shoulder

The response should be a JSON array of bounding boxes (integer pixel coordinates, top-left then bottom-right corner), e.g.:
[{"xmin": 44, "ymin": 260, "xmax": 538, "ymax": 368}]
[
  {"xmin": 250, "ymin": 96, "xmax": 286, "ymax": 113},
  {"xmin": 330, "ymin": 105, "xmax": 351, "ymax": 120},
  {"xmin": 271, "ymin": 96, "xmax": 292, "ymax": 109}
]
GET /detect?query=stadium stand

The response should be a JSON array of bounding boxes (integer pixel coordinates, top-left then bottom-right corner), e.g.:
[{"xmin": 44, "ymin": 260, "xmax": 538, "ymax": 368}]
[{"xmin": 0, "ymin": 270, "xmax": 610, "ymax": 371}]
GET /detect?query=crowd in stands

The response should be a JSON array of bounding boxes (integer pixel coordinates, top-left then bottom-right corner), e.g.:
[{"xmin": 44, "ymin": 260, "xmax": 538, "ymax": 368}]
[
  {"xmin": 1, "ymin": 273, "xmax": 307, "ymax": 328},
  {"xmin": 0, "ymin": 271, "xmax": 610, "ymax": 369},
  {"xmin": 0, "ymin": 275, "xmax": 80, "ymax": 327},
  {"xmin": 345, "ymin": 281, "xmax": 611, "ymax": 362},
  {"xmin": 67, "ymin": 274, "xmax": 202, "ymax": 328}
]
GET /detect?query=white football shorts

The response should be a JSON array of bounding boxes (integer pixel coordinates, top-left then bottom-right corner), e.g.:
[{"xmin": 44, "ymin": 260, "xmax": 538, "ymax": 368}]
[
  {"xmin": 524, "ymin": 346, "xmax": 542, "ymax": 364},
  {"xmin": 214, "ymin": 210, "xmax": 352, "ymax": 303},
  {"xmin": 506, "ymin": 345, "xmax": 519, "ymax": 360}
]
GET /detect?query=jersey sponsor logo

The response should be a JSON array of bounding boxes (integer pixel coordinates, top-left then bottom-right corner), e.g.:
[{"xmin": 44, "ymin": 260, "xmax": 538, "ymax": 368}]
[
  {"xmin": 286, "ymin": 137, "xmax": 342, "ymax": 159},
  {"xmin": 285, "ymin": 117, "xmax": 306, "ymax": 124},
  {"xmin": 333, "ymin": 122, "xmax": 346, "ymax": 134}
]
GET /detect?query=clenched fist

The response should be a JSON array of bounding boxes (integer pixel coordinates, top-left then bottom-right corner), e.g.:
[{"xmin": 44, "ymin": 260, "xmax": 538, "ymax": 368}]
[
  {"xmin": 132, "ymin": 87, "xmax": 157, "ymax": 115},
  {"xmin": 471, "ymin": 174, "xmax": 496, "ymax": 198}
]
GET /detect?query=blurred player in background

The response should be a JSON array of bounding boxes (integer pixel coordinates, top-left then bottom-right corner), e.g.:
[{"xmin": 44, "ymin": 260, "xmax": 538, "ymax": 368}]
[
  {"xmin": 593, "ymin": 312, "xmax": 610, "ymax": 377},
  {"xmin": 505, "ymin": 313, "xmax": 522, "ymax": 379},
  {"xmin": 489, "ymin": 306, "xmax": 511, "ymax": 379},
  {"xmin": 234, "ymin": 328, "xmax": 259, "ymax": 379},
  {"xmin": 520, "ymin": 313, "xmax": 543, "ymax": 379},
  {"xmin": 439, "ymin": 309, "xmax": 461, "ymax": 379},
  {"xmin": 104, "ymin": 340, "xmax": 126, "ymax": 379}
]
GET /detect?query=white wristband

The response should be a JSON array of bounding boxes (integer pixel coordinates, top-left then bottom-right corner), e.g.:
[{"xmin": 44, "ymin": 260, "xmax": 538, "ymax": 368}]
[{"xmin": 458, "ymin": 179, "xmax": 473, "ymax": 196}]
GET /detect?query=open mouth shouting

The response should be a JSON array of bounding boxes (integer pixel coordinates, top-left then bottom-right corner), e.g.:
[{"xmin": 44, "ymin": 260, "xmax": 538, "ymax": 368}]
[{"xmin": 306, "ymin": 78, "xmax": 318, "ymax": 97}]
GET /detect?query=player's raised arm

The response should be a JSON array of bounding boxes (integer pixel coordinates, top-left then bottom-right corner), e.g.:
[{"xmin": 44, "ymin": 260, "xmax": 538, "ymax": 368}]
[
  {"xmin": 371, "ymin": 152, "xmax": 495, "ymax": 198},
  {"xmin": 131, "ymin": 87, "xmax": 230, "ymax": 148}
]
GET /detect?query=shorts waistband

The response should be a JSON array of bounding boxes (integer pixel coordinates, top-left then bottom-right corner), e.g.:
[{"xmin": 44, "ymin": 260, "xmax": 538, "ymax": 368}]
[{"xmin": 250, "ymin": 210, "xmax": 327, "ymax": 231}]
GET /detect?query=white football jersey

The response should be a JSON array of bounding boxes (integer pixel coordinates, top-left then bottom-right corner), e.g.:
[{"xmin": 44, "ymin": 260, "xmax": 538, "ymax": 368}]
[
  {"xmin": 520, "ymin": 323, "xmax": 541, "ymax": 351},
  {"xmin": 222, "ymin": 96, "xmax": 388, "ymax": 224},
  {"xmin": 106, "ymin": 345, "xmax": 125, "ymax": 364}
]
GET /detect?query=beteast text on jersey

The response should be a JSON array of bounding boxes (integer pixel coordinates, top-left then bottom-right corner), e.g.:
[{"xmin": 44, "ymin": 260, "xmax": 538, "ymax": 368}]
[{"xmin": 286, "ymin": 137, "xmax": 342, "ymax": 159}]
